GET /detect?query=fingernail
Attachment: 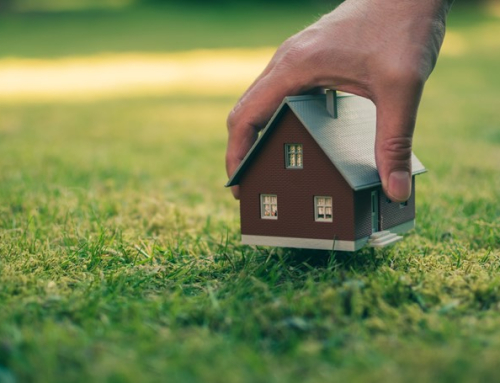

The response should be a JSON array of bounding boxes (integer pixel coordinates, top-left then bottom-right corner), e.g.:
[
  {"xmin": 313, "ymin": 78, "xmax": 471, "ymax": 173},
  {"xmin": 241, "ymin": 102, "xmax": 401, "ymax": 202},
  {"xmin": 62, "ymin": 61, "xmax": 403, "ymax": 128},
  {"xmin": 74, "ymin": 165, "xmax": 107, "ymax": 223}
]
[{"xmin": 388, "ymin": 171, "xmax": 411, "ymax": 201}]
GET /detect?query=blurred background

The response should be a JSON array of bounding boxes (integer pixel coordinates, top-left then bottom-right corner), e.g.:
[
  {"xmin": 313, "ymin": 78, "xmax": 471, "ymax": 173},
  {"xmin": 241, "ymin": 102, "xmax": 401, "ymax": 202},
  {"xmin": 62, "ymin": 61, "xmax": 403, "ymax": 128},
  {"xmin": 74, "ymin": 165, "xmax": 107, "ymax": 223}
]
[
  {"xmin": 0, "ymin": 0, "xmax": 499, "ymax": 214},
  {"xmin": 0, "ymin": 0, "xmax": 498, "ymax": 101},
  {"xmin": 1, "ymin": 2, "xmax": 500, "ymax": 381},
  {"xmin": 0, "ymin": 0, "xmax": 342, "ymax": 103}
]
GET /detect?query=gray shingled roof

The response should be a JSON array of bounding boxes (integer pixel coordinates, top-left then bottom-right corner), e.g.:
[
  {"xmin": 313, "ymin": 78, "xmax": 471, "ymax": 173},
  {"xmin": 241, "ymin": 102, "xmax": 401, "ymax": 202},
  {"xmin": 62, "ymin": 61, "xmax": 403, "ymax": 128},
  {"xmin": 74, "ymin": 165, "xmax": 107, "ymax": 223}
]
[{"xmin": 226, "ymin": 93, "xmax": 426, "ymax": 190}]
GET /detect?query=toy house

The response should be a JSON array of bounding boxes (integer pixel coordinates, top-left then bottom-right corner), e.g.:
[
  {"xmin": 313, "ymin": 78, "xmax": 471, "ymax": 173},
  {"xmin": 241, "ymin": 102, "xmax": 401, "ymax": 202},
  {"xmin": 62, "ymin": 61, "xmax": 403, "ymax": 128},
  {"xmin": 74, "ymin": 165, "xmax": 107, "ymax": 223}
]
[{"xmin": 226, "ymin": 90, "xmax": 426, "ymax": 251}]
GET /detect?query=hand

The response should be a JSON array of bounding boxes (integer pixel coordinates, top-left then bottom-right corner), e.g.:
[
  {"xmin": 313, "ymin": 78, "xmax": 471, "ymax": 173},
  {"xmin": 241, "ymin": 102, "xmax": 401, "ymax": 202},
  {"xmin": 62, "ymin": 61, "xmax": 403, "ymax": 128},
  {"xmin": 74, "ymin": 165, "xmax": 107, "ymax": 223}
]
[{"xmin": 226, "ymin": 0, "xmax": 452, "ymax": 202}]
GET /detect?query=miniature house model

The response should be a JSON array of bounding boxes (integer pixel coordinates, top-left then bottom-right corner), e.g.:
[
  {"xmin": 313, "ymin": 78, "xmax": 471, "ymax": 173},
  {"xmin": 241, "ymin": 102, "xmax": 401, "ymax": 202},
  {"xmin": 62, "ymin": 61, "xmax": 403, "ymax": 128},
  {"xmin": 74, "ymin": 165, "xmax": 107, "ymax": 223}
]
[{"xmin": 226, "ymin": 91, "xmax": 426, "ymax": 251}]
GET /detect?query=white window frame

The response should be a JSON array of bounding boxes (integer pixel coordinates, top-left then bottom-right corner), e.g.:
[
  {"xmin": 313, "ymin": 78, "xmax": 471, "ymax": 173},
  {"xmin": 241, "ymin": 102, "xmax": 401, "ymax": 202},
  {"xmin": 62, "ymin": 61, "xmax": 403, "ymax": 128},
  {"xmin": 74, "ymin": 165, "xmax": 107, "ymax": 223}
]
[
  {"xmin": 314, "ymin": 196, "xmax": 333, "ymax": 222},
  {"xmin": 260, "ymin": 194, "xmax": 278, "ymax": 220},
  {"xmin": 285, "ymin": 144, "xmax": 303, "ymax": 169}
]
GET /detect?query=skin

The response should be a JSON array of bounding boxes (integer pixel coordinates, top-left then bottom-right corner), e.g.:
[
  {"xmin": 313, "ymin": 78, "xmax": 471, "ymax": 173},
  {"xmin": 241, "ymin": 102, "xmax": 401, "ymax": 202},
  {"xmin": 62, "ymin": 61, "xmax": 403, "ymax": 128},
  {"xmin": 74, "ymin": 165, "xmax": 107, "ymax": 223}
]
[{"xmin": 226, "ymin": 0, "xmax": 453, "ymax": 202}]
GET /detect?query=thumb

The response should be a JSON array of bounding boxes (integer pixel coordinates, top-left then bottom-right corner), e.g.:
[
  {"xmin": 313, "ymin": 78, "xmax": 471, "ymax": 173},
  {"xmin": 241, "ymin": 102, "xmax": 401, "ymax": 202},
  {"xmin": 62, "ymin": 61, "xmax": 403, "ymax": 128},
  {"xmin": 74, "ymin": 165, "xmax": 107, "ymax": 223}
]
[{"xmin": 374, "ymin": 86, "xmax": 423, "ymax": 203}]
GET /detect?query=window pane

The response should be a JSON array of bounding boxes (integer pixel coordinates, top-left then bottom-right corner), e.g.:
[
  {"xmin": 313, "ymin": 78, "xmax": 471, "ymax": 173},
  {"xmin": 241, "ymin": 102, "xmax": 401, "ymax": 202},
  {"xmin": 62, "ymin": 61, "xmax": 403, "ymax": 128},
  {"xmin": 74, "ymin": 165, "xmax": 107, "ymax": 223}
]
[
  {"xmin": 297, "ymin": 153, "xmax": 303, "ymax": 167},
  {"xmin": 286, "ymin": 144, "xmax": 303, "ymax": 168},
  {"xmin": 318, "ymin": 206, "xmax": 324, "ymax": 218},
  {"xmin": 262, "ymin": 194, "xmax": 278, "ymax": 219},
  {"xmin": 315, "ymin": 196, "xmax": 332, "ymax": 221}
]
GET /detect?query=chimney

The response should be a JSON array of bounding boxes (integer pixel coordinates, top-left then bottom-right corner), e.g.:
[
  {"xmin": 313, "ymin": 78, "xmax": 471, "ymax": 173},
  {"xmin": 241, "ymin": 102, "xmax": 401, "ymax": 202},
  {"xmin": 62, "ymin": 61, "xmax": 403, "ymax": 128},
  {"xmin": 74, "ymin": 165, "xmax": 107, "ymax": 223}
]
[{"xmin": 326, "ymin": 89, "xmax": 338, "ymax": 118}]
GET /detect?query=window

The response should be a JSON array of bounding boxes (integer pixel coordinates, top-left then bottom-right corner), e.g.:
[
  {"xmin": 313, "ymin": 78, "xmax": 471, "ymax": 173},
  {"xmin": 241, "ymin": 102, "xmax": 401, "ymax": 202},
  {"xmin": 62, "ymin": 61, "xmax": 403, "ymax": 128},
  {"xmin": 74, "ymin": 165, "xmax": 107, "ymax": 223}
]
[
  {"xmin": 399, "ymin": 201, "xmax": 408, "ymax": 209},
  {"xmin": 261, "ymin": 194, "xmax": 278, "ymax": 219},
  {"xmin": 315, "ymin": 196, "xmax": 332, "ymax": 222},
  {"xmin": 285, "ymin": 144, "xmax": 303, "ymax": 168}
]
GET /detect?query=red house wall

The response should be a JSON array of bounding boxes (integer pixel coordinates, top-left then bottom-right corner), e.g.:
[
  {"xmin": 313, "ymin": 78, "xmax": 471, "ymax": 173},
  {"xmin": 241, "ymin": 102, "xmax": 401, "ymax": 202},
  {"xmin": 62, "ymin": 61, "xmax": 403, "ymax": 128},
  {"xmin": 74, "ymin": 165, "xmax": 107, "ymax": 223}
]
[{"xmin": 238, "ymin": 107, "xmax": 356, "ymax": 241}]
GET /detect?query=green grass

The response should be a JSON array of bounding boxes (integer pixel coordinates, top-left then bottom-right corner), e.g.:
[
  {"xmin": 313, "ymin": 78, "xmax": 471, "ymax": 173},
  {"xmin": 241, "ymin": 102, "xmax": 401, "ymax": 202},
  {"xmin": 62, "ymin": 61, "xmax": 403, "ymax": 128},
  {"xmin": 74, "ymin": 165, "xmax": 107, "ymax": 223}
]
[{"xmin": 1, "ymin": 4, "xmax": 500, "ymax": 383}]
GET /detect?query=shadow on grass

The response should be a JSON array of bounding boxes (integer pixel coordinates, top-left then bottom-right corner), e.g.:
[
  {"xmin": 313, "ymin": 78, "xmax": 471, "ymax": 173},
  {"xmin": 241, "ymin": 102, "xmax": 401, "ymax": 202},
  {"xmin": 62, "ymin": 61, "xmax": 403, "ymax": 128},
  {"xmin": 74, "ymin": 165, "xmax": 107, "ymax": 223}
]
[{"xmin": 239, "ymin": 245, "xmax": 392, "ymax": 278}]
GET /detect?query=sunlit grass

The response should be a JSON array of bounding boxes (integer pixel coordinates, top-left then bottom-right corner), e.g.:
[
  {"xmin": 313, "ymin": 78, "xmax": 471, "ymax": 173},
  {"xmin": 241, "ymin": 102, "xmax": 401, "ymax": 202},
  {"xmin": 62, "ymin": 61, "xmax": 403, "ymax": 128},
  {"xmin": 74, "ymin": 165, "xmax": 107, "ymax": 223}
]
[{"xmin": 0, "ymin": 49, "xmax": 273, "ymax": 102}]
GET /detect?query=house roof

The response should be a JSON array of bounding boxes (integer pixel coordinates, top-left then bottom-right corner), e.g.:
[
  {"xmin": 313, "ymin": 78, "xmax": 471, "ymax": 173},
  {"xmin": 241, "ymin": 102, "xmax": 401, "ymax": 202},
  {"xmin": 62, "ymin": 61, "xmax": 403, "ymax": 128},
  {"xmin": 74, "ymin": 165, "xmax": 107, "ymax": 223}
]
[{"xmin": 226, "ymin": 93, "xmax": 426, "ymax": 191}]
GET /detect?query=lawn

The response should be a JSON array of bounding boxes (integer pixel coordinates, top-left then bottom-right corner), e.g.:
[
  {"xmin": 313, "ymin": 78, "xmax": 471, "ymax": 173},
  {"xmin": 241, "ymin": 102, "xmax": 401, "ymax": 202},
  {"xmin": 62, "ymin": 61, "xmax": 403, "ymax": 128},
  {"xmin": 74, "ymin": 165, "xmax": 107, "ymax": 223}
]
[{"xmin": 1, "ymin": 4, "xmax": 500, "ymax": 383}]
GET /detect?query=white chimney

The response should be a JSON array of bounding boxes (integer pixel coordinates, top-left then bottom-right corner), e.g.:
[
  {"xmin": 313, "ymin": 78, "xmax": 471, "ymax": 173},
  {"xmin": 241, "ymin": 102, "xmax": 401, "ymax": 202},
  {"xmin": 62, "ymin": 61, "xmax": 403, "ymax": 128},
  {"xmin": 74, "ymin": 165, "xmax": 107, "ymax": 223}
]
[{"xmin": 326, "ymin": 89, "xmax": 338, "ymax": 118}]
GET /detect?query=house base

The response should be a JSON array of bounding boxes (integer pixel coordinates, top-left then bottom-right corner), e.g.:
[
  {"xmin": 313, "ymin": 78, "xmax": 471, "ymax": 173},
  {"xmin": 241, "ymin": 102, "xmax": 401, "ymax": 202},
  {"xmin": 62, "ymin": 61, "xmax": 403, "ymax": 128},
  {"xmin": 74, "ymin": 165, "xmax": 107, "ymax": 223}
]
[{"xmin": 241, "ymin": 220, "xmax": 415, "ymax": 252}]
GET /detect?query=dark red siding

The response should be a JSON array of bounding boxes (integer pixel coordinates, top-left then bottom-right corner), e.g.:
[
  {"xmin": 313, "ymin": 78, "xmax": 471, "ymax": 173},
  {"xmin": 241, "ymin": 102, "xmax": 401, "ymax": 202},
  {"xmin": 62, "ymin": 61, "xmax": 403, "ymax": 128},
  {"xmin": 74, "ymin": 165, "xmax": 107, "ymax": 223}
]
[
  {"xmin": 379, "ymin": 177, "xmax": 416, "ymax": 230},
  {"xmin": 239, "ymin": 108, "xmax": 356, "ymax": 241}
]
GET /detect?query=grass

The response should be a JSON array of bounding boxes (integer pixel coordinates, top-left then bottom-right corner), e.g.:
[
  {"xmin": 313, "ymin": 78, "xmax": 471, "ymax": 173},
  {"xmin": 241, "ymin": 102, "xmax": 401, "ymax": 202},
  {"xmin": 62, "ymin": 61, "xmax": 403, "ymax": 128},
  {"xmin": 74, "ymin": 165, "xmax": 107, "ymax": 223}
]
[{"xmin": 1, "ymin": 4, "xmax": 500, "ymax": 383}]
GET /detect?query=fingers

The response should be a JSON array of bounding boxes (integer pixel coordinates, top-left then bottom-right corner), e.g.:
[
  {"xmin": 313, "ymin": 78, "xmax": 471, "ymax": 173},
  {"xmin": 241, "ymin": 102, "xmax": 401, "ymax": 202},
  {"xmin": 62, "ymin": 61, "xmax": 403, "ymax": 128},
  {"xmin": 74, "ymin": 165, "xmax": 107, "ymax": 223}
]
[
  {"xmin": 226, "ymin": 69, "xmax": 304, "ymax": 199},
  {"xmin": 374, "ymin": 75, "xmax": 424, "ymax": 203},
  {"xmin": 225, "ymin": 114, "xmax": 258, "ymax": 199}
]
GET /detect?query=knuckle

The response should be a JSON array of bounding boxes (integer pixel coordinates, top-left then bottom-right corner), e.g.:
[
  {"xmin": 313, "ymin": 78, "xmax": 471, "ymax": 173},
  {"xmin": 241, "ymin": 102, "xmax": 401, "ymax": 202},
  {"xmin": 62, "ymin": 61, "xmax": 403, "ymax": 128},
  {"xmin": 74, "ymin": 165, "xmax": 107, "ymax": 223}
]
[
  {"xmin": 279, "ymin": 35, "xmax": 297, "ymax": 52},
  {"xmin": 277, "ymin": 35, "xmax": 320, "ymax": 70},
  {"xmin": 272, "ymin": 41, "xmax": 321, "ymax": 87},
  {"xmin": 272, "ymin": 36, "xmax": 300, "ymax": 65},
  {"xmin": 270, "ymin": 26, "xmax": 325, "ymax": 87},
  {"xmin": 380, "ymin": 136, "xmax": 413, "ymax": 164},
  {"xmin": 276, "ymin": 46, "xmax": 303, "ymax": 70}
]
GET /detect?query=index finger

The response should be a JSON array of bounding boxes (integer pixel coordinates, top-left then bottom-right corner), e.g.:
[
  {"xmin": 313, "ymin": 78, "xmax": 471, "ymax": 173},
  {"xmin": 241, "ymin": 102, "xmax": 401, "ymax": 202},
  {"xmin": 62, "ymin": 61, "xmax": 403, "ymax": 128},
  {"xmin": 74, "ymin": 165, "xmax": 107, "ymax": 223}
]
[{"xmin": 226, "ymin": 71, "xmax": 302, "ymax": 198}]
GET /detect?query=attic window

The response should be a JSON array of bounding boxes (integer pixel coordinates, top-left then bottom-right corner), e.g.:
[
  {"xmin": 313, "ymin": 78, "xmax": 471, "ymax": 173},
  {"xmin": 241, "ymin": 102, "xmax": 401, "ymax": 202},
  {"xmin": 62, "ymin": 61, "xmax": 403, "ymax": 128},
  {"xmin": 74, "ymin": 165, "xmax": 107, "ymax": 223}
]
[
  {"xmin": 315, "ymin": 196, "xmax": 332, "ymax": 222},
  {"xmin": 261, "ymin": 194, "xmax": 278, "ymax": 219},
  {"xmin": 285, "ymin": 144, "xmax": 303, "ymax": 168}
]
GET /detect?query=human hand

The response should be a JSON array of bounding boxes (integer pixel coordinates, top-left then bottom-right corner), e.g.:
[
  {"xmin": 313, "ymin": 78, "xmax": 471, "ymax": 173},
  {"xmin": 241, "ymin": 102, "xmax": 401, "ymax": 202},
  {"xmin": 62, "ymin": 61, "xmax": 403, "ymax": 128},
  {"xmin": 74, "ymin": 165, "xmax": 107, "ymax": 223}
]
[{"xmin": 226, "ymin": 0, "xmax": 452, "ymax": 202}]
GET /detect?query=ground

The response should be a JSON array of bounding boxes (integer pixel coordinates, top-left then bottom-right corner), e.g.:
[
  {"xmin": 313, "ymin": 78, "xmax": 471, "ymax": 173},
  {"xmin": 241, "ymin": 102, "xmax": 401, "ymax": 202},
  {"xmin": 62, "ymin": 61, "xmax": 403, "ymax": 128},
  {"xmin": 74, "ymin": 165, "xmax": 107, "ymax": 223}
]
[{"xmin": 0, "ymin": 4, "xmax": 500, "ymax": 383}]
